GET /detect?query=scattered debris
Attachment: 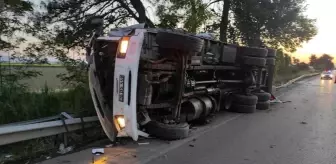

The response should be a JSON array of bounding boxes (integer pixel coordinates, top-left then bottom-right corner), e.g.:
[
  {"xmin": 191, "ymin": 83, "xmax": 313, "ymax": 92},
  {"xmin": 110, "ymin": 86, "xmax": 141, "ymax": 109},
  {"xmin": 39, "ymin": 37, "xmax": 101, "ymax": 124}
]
[
  {"xmin": 138, "ymin": 142, "xmax": 150, "ymax": 145},
  {"xmin": 92, "ymin": 148, "xmax": 105, "ymax": 155},
  {"xmin": 138, "ymin": 130, "xmax": 150, "ymax": 138},
  {"xmin": 57, "ymin": 144, "xmax": 73, "ymax": 154},
  {"xmin": 294, "ymin": 108, "xmax": 297, "ymax": 109},
  {"xmin": 45, "ymin": 156, "xmax": 51, "ymax": 160},
  {"xmin": 105, "ymin": 144, "xmax": 114, "ymax": 148},
  {"xmin": 192, "ymin": 138, "xmax": 197, "ymax": 142},
  {"xmin": 270, "ymin": 145, "xmax": 276, "ymax": 148},
  {"xmin": 189, "ymin": 144, "xmax": 195, "ymax": 147},
  {"xmin": 282, "ymin": 100, "xmax": 292, "ymax": 103},
  {"xmin": 5, "ymin": 154, "xmax": 13, "ymax": 158},
  {"xmin": 132, "ymin": 154, "xmax": 137, "ymax": 158},
  {"xmin": 300, "ymin": 121, "xmax": 307, "ymax": 125}
]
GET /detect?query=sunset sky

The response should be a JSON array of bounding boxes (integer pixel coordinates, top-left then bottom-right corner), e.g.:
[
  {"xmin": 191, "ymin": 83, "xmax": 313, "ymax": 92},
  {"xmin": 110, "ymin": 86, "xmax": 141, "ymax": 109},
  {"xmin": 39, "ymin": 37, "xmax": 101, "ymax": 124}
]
[
  {"xmin": 293, "ymin": 0, "xmax": 336, "ymax": 62},
  {"xmin": 4, "ymin": 0, "xmax": 333, "ymax": 63}
]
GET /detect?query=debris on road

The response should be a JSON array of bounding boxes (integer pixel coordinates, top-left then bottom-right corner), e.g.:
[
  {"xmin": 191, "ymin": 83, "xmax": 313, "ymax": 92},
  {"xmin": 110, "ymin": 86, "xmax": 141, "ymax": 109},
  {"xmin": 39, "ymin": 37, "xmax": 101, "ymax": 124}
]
[
  {"xmin": 92, "ymin": 148, "xmax": 104, "ymax": 155},
  {"xmin": 138, "ymin": 142, "xmax": 150, "ymax": 145},
  {"xmin": 57, "ymin": 144, "xmax": 73, "ymax": 154},
  {"xmin": 300, "ymin": 121, "xmax": 307, "ymax": 125},
  {"xmin": 138, "ymin": 130, "xmax": 150, "ymax": 138},
  {"xmin": 270, "ymin": 145, "xmax": 276, "ymax": 148},
  {"xmin": 4, "ymin": 154, "xmax": 13, "ymax": 158},
  {"xmin": 189, "ymin": 144, "xmax": 195, "ymax": 147},
  {"xmin": 282, "ymin": 100, "xmax": 292, "ymax": 103},
  {"xmin": 105, "ymin": 144, "xmax": 113, "ymax": 148}
]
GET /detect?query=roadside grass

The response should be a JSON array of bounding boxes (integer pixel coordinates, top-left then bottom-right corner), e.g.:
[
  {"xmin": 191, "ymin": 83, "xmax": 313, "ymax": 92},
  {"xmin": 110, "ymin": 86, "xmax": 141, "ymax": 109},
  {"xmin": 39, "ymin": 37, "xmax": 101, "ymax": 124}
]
[
  {"xmin": 274, "ymin": 68, "xmax": 314, "ymax": 86},
  {"xmin": 0, "ymin": 63, "xmax": 64, "ymax": 67},
  {"xmin": 0, "ymin": 85, "xmax": 95, "ymax": 125},
  {"xmin": 0, "ymin": 65, "xmax": 98, "ymax": 164},
  {"xmin": 1, "ymin": 66, "xmax": 67, "ymax": 90}
]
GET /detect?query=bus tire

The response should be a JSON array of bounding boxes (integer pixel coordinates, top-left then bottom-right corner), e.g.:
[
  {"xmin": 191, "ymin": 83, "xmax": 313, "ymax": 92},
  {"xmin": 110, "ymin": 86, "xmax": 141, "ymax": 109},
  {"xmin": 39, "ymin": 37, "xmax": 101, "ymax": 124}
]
[{"xmin": 144, "ymin": 121, "xmax": 190, "ymax": 140}]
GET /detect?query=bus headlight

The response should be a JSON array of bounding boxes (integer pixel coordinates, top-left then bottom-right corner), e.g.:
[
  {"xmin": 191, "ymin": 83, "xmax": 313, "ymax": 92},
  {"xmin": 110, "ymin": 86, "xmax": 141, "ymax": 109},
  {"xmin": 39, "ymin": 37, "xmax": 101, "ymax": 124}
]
[{"xmin": 115, "ymin": 115, "xmax": 126, "ymax": 129}]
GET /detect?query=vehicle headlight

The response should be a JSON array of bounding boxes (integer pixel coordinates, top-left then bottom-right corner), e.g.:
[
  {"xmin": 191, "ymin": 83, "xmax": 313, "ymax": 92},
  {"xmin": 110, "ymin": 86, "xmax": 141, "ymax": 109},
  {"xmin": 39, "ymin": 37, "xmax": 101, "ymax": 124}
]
[{"xmin": 115, "ymin": 115, "xmax": 126, "ymax": 129}]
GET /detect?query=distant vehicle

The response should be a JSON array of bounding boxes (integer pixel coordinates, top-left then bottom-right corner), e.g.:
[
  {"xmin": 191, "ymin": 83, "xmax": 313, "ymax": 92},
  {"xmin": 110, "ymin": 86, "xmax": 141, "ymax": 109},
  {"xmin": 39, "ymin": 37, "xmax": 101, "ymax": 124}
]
[{"xmin": 321, "ymin": 71, "xmax": 333, "ymax": 80}]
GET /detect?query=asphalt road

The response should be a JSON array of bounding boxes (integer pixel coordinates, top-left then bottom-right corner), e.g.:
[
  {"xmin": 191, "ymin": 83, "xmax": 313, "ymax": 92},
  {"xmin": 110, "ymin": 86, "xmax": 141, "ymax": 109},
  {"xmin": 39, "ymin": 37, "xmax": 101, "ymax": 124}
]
[
  {"xmin": 41, "ymin": 76, "xmax": 336, "ymax": 164},
  {"xmin": 148, "ymin": 77, "xmax": 336, "ymax": 164}
]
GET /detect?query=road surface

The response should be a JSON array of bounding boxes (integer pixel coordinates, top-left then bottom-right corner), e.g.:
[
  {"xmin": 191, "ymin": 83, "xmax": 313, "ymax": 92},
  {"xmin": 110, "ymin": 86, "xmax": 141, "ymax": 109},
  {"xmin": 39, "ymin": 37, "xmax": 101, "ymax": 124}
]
[{"xmin": 41, "ymin": 76, "xmax": 336, "ymax": 164}]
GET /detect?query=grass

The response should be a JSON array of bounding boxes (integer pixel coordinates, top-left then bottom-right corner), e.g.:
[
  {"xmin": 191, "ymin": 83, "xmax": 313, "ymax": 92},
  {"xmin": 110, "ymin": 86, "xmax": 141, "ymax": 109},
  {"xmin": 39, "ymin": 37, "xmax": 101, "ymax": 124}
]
[
  {"xmin": 0, "ymin": 85, "xmax": 95, "ymax": 125},
  {"xmin": 0, "ymin": 63, "xmax": 64, "ymax": 67},
  {"xmin": 20, "ymin": 67, "xmax": 67, "ymax": 91},
  {"xmin": 0, "ymin": 65, "xmax": 98, "ymax": 164},
  {"xmin": 274, "ymin": 69, "xmax": 314, "ymax": 86},
  {"xmin": 0, "ymin": 66, "xmax": 67, "ymax": 90}
]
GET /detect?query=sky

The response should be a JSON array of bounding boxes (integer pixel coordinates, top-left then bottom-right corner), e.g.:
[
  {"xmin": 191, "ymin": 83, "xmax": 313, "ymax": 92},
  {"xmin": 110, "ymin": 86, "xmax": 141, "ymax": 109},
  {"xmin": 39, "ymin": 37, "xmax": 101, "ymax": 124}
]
[
  {"xmin": 1, "ymin": 0, "xmax": 334, "ymax": 63},
  {"xmin": 293, "ymin": 0, "xmax": 336, "ymax": 62}
]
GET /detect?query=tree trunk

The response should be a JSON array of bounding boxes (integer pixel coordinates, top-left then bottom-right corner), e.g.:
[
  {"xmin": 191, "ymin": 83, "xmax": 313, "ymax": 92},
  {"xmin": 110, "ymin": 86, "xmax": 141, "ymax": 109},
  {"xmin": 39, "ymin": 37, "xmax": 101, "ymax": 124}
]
[
  {"xmin": 119, "ymin": 0, "xmax": 155, "ymax": 27},
  {"xmin": 130, "ymin": 0, "xmax": 146, "ymax": 23},
  {"xmin": 219, "ymin": 0, "xmax": 230, "ymax": 42}
]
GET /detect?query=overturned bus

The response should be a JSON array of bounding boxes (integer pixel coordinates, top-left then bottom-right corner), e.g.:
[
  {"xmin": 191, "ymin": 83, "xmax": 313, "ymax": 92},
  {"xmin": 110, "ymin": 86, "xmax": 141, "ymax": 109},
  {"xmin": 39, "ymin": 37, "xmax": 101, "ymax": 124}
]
[{"xmin": 86, "ymin": 22, "xmax": 276, "ymax": 142}]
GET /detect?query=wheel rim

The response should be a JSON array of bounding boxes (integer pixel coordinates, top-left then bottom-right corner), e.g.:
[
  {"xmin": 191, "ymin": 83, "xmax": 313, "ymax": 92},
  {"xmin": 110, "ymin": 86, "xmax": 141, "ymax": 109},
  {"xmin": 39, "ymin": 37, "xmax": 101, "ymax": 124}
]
[{"xmin": 88, "ymin": 66, "xmax": 117, "ymax": 142}]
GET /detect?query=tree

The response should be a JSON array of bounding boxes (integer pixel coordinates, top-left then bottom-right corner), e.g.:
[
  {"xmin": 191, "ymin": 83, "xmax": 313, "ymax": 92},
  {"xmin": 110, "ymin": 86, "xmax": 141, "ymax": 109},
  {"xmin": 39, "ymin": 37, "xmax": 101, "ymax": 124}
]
[
  {"xmin": 219, "ymin": 0, "xmax": 231, "ymax": 42},
  {"xmin": 31, "ymin": 0, "xmax": 156, "ymax": 49},
  {"xmin": 0, "ymin": 0, "xmax": 33, "ymax": 50},
  {"xmin": 27, "ymin": 0, "xmax": 158, "ymax": 86},
  {"xmin": 0, "ymin": 0, "xmax": 52, "ymax": 97},
  {"xmin": 292, "ymin": 57, "xmax": 300, "ymax": 65},
  {"xmin": 316, "ymin": 54, "xmax": 334, "ymax": 70},
  {"xmin": 309, "ymin": 54, "xmax": 317, "ymax": 66},
  {"xmin": 296, "ymin": 62, "xmax": 309, "ymax": 70},
  {"xmin": 152, "ymin": 0, "xmax": 212, "ymax": 33},
  {"xmin": 231, "ymin": 0, "xmax": 317, "ymax": 50}
]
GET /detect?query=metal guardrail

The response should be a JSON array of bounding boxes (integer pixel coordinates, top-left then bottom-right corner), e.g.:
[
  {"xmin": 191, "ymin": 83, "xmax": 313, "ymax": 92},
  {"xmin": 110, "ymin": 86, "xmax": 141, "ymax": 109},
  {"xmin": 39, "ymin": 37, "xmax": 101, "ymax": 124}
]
[
  {"xmin": 0, "ymin": 116, "xmax": 99, "ymax": 146},
  {"xmin": 0, "ymin": 115, "xmax": 61, "ymax": 128}
]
